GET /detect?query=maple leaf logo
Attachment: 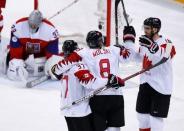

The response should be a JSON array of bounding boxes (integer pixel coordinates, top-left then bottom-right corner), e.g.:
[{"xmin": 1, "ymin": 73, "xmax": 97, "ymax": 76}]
[
  {"xmin": 120, "ymin": 48, "xmax": 130, "ymax": 59},
  {"xmin": 143, "ymin": 55, "xmax": 152, "ymax": 69}
]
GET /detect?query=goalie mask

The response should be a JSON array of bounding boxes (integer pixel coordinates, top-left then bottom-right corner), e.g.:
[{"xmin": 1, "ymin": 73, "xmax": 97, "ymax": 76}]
[{"xmin": 28, "ymin": 10, "xmax": 43, "ymax": 33}]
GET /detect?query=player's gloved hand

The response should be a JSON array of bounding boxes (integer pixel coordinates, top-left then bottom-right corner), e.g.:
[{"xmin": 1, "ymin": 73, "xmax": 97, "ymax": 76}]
[
  {"xmin": 45, "ymin": 55, "xmax": 63, "ymax": 80},
  {"xmin": 139, "ymin": 35, "xmax": 159, "ymax": 54},
  {"xmin": 7, "ymin": 59, "xmax": 28, "ymax": 81},
  {"xmin": 123, "ymin": 26, "xmax": 136, "ymax": 42},
  {"xmin": 50, "ymin": 64, "xmax": 63, "ymax": 80},
  {"xmin": 107, "ymin": 74, "xmax": 125, "ymax": 89}
]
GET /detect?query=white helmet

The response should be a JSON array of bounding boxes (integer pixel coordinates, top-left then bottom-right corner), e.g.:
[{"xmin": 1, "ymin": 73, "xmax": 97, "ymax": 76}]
[{"xmin": 28, "ymin": 10, "xmax": 43, "ymax": 33}]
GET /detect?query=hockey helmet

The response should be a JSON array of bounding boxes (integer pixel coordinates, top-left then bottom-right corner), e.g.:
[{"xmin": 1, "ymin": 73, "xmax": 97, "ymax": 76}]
[
  {"xmin": 144, "ymin": 17, "xmax": 161, "ymax": 31},
  {"xmin": 86, "ymin": 30, "xmax": 104, "ymax": 49},
  {"xmin": 28, "ymin": 10, "xmax": 43, "ymax": 33},
  {"xmin": 62, "ymin": 40, "xmax": 78, "ymax": 57}
]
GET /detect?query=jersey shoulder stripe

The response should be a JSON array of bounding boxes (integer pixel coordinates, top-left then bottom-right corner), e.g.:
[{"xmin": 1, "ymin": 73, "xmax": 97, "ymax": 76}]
[
  {"xmin": 16, "ymin": 17, "xmax": 28, "ymax": 24},
  {"xmin": 42, "ymin": 19, "xmax": 55, "ymax": 27}
]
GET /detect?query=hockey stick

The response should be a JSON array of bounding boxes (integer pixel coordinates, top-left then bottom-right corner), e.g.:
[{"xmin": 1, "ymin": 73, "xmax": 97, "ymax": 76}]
[
  {"xmin": 115, "ymin": 0, "xmax": 130, "ymax": 45},
  {"xmin": 26, "ymin": 76, "xmax": 50, "ymax": 88},
  {"xmin": 47, "ymin": 0, "xmax": 79, "ymax": 20},
  {"xmin": 115, "ymin": 0, "xmax": 121, "ymax": 45},
  {"xmin": 58, "ymin": 33, "xmax": 84, "ymax": 39},
  {"xmin": 58, "ymin": 33, "xmax": 85, "ymax": 45},
  {"xmin": 60, "ymin": 85, "xmax": 114, "ymax": 110},
  {"xmin": 60, "ymin": 57, "xmax": 169, "ymax": 110},
  {"xmin": 120, "ymin": 0, "xmax": 129, "ymax": 26}
]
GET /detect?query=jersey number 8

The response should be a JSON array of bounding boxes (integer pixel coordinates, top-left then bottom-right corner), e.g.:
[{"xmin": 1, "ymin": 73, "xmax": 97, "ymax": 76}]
[{"xmin": 99, "ymin": 59, "xmax": 110, "ymax": 78}]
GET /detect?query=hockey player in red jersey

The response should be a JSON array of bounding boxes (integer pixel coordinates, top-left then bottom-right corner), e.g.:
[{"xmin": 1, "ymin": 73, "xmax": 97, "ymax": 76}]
[
  {"xmin": 6, "ymin": 10, "xmax": 59, "ymax": 81},
  {"xmin": 48, "ymin": 40, "xmax": 124, "ymax": 131},
  {"xmin": 124, "ymin": 18, "xmax": 176, "ymax": 131}
]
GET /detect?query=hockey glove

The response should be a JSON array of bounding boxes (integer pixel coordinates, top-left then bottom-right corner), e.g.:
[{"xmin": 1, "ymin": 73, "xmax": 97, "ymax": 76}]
[
  {"xmin": 51, "ymin": 64, "xmax": 63, "ymax": 80},
  {"xmin": 107, "ymin": 74, "xmax": 125, "ymax": 89},
  {"xmin": 139, "ymin": 35, "xmax": 159, "ymax": 54},
  {"xmin": 123, "ymin": 26, "xmax": 136, "ymax": 42},
  {"xmin": 45, "ymin": 55, "xmax": 63, "ymax": 80}
]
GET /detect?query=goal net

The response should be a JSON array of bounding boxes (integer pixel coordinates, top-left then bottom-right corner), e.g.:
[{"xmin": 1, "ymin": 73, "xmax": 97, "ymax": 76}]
[{"xmin": 37, "ymin": 0, "xmax": 132, "ymax": 47}]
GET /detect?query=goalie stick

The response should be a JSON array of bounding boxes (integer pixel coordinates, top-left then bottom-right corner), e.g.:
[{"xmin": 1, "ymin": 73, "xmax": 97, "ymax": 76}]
[
  {"xmin": 26, "ymin": 76, "xmax": 50, "ymax": 88},
  {"xmin": 60, "ymin": 56, "xmax": 169, "ymax": 110},
  {"xmin": 59, "ymin": 33, "xmax": 84, "ymax": 39},
  {"xmin": 47, "ymin": 0, "xmax": 79, "ymax": 20}
]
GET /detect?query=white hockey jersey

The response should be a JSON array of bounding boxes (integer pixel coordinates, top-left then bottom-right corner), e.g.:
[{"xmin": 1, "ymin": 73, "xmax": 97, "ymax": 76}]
[
  {"xmin": 55, "ymin": 41, "xmax": 135, "ymax": 95},
  {"xmin": 137, "ymin": 36, "xmax": 176, "ymax": 95},
  {"xmin": 60, "ymin": 62, "xmax": 108, "ymax": 117}
]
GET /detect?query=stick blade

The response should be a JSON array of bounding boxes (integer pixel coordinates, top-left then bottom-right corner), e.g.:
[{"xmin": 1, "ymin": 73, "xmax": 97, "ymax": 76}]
[{"xmin": 26, "ymin": 76, "xmax": 49, "ymax": 88}]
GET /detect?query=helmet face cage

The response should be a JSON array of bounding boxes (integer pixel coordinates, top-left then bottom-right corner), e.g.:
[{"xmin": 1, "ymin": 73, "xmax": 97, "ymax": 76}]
[
  {"xmin": 86, "ymin": 31, "xmax": 104, "ymax": 49},
  {"xmin": 28, "ymin": 10, "xmax": 43, "ymax": 33},
  {"xmin": 62, "ymin": 40, "xmax": 78, "ymax": 57}
]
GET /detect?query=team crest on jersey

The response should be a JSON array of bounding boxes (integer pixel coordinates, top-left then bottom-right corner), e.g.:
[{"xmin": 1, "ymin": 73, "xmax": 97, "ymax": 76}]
[
  {"xmin": 83, "ymin": 73, "xmax": 90, "ymax": 78},
  {"xmin": 26, "ymin": 42, "xmax": 40, "ymax": 54}
]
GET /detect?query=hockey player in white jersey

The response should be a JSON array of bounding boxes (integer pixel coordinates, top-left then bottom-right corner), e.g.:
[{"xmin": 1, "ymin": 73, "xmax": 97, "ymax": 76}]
[
  {"xmin": 6, "ymin": 10, "xmax": 59, "ymax": 81},
  {"xmin": 123, "ymin": 18, "xmax": 176, "ymax": 131},
  {"xmin": 48, "ymin": 30, "xmax": 136, "ymax": 131},
  {"xmin": 49, "ymin": 40, "xmax": 125, "ymax": 131}
]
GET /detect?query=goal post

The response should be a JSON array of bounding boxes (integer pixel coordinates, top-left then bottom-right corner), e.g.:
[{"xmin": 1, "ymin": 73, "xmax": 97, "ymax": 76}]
[
  {"xmin": 106, "ymin": 0, "xmax": 112, "ymax": 47},
  {"xmin": 97, "ymin": 0, "xmax": 126, "ymax": 47}
]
